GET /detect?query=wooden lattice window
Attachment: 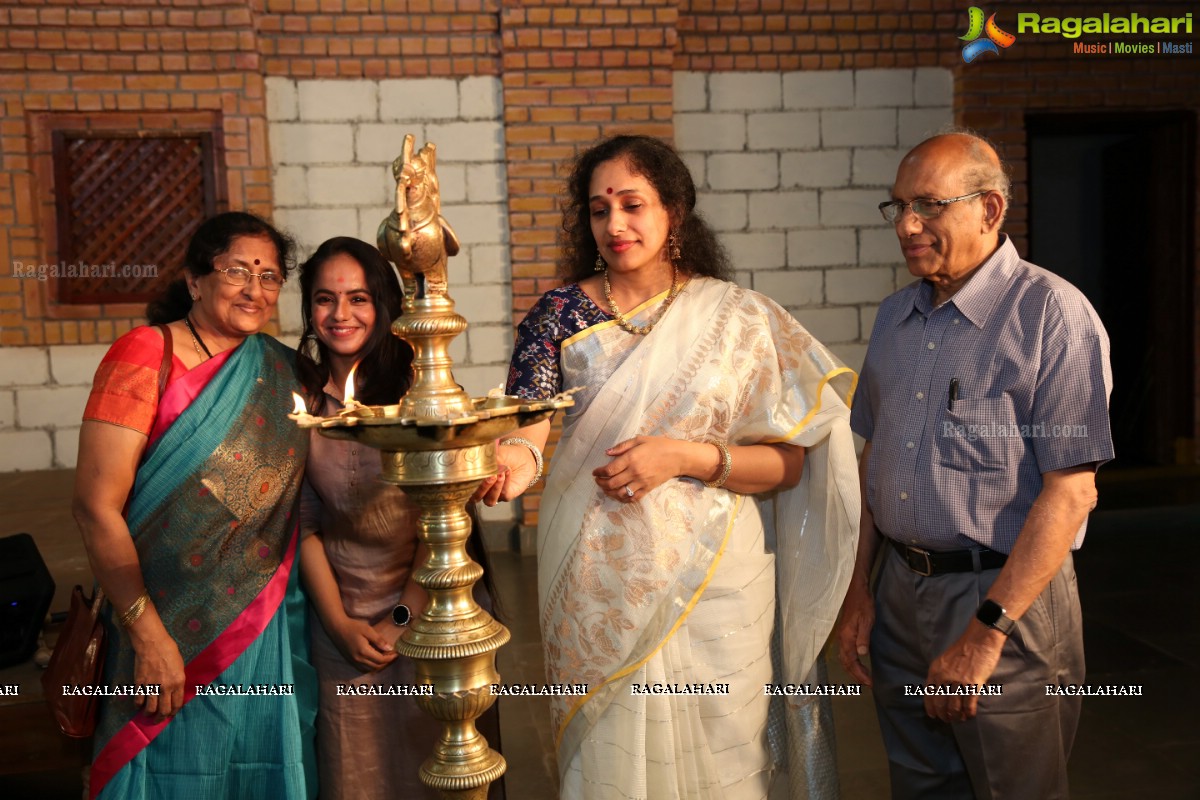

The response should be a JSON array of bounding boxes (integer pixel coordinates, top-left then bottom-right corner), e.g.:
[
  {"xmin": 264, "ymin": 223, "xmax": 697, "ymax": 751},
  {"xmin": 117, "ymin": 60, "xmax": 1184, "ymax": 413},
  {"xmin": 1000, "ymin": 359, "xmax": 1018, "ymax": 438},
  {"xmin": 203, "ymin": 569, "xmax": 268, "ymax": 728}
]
[{"xmin": 51, "ymin": 131, "xmax": 218, "ymax": 305}]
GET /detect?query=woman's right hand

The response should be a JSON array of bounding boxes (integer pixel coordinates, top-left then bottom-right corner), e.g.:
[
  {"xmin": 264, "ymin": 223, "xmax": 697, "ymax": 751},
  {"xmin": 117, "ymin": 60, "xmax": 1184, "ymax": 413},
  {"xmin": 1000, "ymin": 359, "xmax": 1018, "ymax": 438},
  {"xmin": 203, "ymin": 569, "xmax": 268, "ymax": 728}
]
[
  {"xmin": 329, "ymin": 616, "xmax": 400, "ymax": 673},
  {"xmin": 129, "ymin": 617, "xmax": 186, "ymax": 720},
  {"xmin": 472, "ymin": 442, "xmax": 539, "ymax": 506}
]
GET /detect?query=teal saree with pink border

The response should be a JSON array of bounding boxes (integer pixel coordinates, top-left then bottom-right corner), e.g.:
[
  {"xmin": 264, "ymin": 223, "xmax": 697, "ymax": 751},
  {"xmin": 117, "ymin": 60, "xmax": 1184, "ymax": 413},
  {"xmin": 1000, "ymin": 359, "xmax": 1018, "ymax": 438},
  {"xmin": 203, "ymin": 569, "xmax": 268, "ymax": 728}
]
[{"xmin": 91, "ymin": 334, "xmax": 316, "ymax": 800}]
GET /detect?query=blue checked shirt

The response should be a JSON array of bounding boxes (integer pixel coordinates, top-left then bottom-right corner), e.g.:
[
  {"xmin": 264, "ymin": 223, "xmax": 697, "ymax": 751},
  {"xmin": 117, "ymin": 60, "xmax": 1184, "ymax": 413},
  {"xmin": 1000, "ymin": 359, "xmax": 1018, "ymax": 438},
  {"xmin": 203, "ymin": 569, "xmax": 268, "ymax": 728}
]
[{"xmin": 850, "ymin": 236, "xmax": 1114, "ymax": 554}]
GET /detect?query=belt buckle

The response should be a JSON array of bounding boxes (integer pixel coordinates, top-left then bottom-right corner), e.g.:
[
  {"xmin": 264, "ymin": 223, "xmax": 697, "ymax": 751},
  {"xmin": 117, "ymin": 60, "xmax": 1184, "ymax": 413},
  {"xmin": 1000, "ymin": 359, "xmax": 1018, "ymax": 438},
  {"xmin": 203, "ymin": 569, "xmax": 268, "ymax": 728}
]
[{"xmin": 906, "ymin": 545, "xmax": 934, "ymax": 577}]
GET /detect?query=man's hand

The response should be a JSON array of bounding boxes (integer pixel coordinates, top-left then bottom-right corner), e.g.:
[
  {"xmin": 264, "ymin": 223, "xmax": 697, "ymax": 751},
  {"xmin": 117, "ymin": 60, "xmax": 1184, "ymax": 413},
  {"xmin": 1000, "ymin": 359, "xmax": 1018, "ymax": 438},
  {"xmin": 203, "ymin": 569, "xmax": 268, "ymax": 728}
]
[
  {"xmin": 923, "ymin": 621, "xmax": 1006, "ymax": 722},
  {"xmin": 835, "ymin": 580, "xmax": 875, "ymax": 686}
]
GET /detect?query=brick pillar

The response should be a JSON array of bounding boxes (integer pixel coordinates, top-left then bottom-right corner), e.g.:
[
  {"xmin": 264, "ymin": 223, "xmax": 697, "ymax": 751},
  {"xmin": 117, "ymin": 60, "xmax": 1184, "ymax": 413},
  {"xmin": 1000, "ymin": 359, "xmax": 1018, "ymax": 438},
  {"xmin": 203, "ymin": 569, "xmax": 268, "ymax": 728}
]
[{"xmin": 499, "ymin": 0, "xmax": 677, "ymax": 532}]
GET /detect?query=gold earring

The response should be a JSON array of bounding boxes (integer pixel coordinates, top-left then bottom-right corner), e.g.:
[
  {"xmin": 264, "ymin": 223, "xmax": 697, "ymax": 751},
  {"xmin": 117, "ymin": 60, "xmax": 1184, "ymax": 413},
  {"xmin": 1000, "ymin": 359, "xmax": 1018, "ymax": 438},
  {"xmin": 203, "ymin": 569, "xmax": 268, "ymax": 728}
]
[
  {"xmin": 668, "ymin": 231, "xmax": 682, "ymax": 263},
  {"xmin": 594, "ymin": 253, "xmax": 605, "ymax": 272}
]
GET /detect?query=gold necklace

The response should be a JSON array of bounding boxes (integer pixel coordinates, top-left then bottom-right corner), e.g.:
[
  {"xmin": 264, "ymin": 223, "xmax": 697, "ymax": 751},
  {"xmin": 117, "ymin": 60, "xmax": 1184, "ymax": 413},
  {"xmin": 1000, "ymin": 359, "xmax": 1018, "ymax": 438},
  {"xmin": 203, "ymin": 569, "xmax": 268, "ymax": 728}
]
[{"xmin": 603, "ymin": 265, "xmax": 683, "ymax": 336}]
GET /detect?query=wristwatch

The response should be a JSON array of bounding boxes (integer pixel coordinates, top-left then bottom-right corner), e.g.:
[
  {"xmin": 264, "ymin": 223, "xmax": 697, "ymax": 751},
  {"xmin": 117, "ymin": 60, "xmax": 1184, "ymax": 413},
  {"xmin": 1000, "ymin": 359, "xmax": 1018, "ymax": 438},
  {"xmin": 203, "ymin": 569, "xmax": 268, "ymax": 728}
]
[
  {"xmin": 976, "ymin": 599, "xmax": 1016, "ymax": 636},
  {"xmin": 391, "ymin": 603, "xmax": 412, "ymax": 627}
]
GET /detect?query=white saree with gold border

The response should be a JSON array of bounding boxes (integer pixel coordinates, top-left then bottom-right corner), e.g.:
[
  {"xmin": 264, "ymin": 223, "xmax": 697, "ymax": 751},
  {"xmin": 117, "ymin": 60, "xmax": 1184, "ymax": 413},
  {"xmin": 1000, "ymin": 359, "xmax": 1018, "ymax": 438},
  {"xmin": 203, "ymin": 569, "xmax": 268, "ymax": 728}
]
[{"xmin": 537, "ymin": 277, "xmax": 859, "ymax": 799}]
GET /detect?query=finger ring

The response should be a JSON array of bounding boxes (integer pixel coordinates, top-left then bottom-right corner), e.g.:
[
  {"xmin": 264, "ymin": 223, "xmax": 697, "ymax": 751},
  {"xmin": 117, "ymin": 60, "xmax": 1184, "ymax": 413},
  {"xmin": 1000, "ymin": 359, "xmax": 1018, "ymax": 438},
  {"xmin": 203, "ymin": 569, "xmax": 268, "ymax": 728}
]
[{"xmin": 625, "ymin": 486, "xmax": 635, "ymax": 498}]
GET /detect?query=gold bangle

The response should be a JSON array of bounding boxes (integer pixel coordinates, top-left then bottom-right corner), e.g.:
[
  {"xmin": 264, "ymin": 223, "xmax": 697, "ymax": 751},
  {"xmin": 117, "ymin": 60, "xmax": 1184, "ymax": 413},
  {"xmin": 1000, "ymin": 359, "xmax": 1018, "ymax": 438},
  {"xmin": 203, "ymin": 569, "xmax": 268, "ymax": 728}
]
[
  {"xmin": 703, "ymin": 442, "xmax": 733, "ymax": 489},
  {"xmin": 119, "ymin": 590, "xmax": 151, "ymax": 628}
]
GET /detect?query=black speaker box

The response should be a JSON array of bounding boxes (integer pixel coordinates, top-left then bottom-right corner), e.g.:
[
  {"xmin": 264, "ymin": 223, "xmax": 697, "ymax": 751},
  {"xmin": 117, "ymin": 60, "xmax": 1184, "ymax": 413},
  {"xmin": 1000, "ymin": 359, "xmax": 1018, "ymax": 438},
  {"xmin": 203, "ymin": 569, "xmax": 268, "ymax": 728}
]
[{"xmin": 0, "ymin": 532, "xmax": 56, "ymax": 668}]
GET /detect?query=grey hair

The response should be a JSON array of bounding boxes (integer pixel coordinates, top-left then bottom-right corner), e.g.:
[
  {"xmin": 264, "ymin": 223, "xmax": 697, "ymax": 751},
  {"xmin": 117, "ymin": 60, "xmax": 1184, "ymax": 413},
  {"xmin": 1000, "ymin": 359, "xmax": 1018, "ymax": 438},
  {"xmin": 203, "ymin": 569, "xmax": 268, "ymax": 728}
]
[{"xmin": 933, "ymin": 125, "xmax": 1013, "ymax": 212}]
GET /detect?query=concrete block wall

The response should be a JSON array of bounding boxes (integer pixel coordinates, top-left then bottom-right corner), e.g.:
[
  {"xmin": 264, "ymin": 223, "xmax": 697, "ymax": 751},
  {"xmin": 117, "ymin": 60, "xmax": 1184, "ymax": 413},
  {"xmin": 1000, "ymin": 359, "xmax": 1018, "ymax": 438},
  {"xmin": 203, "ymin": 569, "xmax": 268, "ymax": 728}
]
[
  {"xmin": 674, "ymin": 68, "xmax": 953, "ymax": 372},
  {"xmin": 0, "ymin": 344, "xmax": 108, "ymax": 471}
]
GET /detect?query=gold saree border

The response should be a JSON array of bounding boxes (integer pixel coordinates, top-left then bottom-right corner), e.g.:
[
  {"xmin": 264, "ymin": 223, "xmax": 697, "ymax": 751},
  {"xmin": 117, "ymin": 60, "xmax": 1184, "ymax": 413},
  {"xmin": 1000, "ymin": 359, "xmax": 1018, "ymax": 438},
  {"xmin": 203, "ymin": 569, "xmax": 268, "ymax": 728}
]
[
  {"xmin": 762, "ymin": 366, "xmax": 859, "ymax": 444},
  {"xmin": 554, "ymin": 493, "xmax": 747, "ymax": 750},
  {"xmin": 560, "ymin": 287, "xmax": 674, "ymax": 350}
]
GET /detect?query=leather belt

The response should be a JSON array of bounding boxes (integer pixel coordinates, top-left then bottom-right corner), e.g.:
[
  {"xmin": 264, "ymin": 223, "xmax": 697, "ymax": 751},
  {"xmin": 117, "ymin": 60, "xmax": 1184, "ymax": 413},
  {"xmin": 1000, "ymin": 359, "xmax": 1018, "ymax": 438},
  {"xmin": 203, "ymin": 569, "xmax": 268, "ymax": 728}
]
[{"xmin": 888, "ymin": 538, "xmax": 1007, "ymax": 577}]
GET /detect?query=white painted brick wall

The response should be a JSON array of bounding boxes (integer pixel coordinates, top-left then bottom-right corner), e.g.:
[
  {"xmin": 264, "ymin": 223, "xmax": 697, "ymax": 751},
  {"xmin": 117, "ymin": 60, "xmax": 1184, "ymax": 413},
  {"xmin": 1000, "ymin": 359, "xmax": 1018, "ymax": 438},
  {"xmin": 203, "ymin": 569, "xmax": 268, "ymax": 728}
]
[
  {"xmin": 697, "ymin": 193, "xmax": 749, "ymax": 231},
  {"xmin": 48, "ymin": 345, "xmax": 108, "ymax": 385},
  {"xmin": 747, "ymin": 112, "xmax": 820, "ymax": 150},
  {"xmin": 0, "ymin": 391, "xmax": 14, "ymax": 429},
  {"xmin": 459, "ymin": 76, "xmax": 502, "ymax": 119},
  {"xmin": 747, "ymin": 191, "xmax": 817, "ymax": 230},
  {"xmin": 298, "ymin": 80, "xmax": 378, "ymax": 122},
  {"xmin": 855, "ymin": 69, "xmax": 914, "ymax": 108},
  {"xmin": 17, "ymin": 386, "xmax": 93, "ymax": 430},
  {"xmin": 672, "ymin": 72, "xmax": 707, "ymax": 112},
  {"xmin": 786, "ymin": 229, "xmax": 856, "ymax": 268},
  {"xmin": 380, "ymin": 79, "xmax": 459, "ymax": 120},
  {"xmin": 676, "ymin": 113, "xmax": 747, "ymax": 152},
  {"xmin": 675, "ymin": 69, "xmax": 953, "ymax": 374},
  {"xmin": 709, "ymin": 74, "xmax": 781, "ymax": 111},
  {"xmin": 706, "ymin": 153, "xmax": 778, "ymax": 191},
  {"xmin": 781, "ymin": 150, "xmax": 850, "ymax": 188},
  {"xmin": 0, "ymin": 431, "xmax": 53, "ymax": 472},
  {"xmin": 753, "ymin": 270, "xmax": 823, "ymax": 308},
  {"xmin": 0, "ymin": 347, "xmax": 50, "ymax": 386},
  {"xmin": 0, "ymin": 343, "xmax": 104, "ymax": 470},
  {"xmin": 822, "ymin": 110, "xmax": 897, "ymax": 147},
  {"xmin": 899, "ymin": 108, "xmax": 954, "ymax": 146},
  {"xmin": 54, "ymin": 427, "xmax": 81, "ymax": 469},
  {"xmin": 782, "ymin": 72, "xmax": 853, "ymax": 109},
  {"xmin": 797, "ymin": 307, "xmax": 861, "ymax": 344}
]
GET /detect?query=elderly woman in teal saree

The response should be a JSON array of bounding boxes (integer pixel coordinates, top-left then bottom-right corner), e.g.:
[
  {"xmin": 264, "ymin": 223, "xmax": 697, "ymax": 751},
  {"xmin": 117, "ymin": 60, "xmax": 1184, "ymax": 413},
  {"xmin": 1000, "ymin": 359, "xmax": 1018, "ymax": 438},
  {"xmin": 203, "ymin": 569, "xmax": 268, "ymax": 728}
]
[{"xmin": 74, "ymin": 213, "xmax": 316, "ymax": 799}]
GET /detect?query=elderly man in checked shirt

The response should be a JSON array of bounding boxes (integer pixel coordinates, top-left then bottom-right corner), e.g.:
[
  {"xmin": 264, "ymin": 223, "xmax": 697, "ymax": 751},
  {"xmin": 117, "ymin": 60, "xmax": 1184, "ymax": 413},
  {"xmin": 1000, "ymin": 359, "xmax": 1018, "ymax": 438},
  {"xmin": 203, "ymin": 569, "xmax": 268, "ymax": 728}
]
[{"xmin": 836, "ymin": 131, "xmax": 1114, "ymax": 800}]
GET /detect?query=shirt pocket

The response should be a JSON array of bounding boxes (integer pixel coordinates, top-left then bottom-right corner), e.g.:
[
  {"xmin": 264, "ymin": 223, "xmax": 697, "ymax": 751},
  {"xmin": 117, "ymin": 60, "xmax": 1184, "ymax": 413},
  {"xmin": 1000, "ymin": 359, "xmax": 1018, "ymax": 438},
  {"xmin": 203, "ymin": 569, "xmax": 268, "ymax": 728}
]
[{"xmin": 937, "ymin": 397, "xmax": 1022, "ymax": 472}]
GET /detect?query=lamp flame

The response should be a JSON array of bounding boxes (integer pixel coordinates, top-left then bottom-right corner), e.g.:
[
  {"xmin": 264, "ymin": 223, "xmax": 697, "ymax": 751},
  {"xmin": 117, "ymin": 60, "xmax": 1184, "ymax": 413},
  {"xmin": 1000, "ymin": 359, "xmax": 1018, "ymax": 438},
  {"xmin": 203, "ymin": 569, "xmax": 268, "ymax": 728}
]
[
  {"xmin": 291, "ymin": 393, "xmax": 307, "ymax": 414},
  {"xmin": 343, "ymin": 363, "xmax": 359, "ymax": 406}
]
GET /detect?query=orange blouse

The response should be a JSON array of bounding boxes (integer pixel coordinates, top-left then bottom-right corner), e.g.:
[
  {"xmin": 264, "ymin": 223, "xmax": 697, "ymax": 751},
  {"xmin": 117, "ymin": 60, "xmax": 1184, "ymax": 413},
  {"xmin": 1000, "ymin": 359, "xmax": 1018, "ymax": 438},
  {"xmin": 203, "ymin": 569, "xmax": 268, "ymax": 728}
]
[{"xmin": 83, "ymin": 326, "xmax": 184, "ymax": 436}]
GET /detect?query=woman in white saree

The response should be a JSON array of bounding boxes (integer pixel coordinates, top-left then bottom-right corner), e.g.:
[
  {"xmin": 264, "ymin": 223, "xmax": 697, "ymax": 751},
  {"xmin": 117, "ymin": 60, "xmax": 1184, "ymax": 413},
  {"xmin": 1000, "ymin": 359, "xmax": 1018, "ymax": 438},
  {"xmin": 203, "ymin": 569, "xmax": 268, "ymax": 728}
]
[{"xmin": 478, "ymin": 136, "xmax": 860, "ymax": 799}]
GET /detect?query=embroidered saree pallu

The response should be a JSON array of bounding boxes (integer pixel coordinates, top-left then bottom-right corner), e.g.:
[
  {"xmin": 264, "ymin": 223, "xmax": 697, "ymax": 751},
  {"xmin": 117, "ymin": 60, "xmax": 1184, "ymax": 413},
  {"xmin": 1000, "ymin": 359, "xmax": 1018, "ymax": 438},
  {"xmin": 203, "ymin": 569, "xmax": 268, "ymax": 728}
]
[
  {"xmin": 89, "ymin": 334, "xmax": 315, "ymax": 800},
  {"xmin": 538, "ymin": 278, "xmax": 860, "ymax": 799}
]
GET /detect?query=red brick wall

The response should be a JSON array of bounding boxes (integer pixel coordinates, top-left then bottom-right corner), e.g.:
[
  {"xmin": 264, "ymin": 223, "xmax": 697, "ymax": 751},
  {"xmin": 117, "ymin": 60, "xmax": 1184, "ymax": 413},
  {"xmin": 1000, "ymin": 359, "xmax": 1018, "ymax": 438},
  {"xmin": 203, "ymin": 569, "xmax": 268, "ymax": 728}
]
[
  {"xmin": 256, "ymin": 0, "xmax": 501, "ymax": 79},
  {"xmin": 499, "ymin": 0, "xmax": 678, "ymax": 527},
  {"xmin": 677, "ymin": 0, "xmax": 962, "ymax": 71},
  {"xmin": 0, "ymin": 0, "xmax": 272, "ymax": 346}
]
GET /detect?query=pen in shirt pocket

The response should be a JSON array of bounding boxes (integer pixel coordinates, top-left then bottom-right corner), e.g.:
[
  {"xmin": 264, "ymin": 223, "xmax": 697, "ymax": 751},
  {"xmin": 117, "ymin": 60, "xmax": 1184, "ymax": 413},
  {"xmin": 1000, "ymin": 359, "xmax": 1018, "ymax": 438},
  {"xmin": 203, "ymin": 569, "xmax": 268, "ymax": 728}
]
[{"xmin": 948, "ymin": 378, "xmax": 959, "ymax": 410}]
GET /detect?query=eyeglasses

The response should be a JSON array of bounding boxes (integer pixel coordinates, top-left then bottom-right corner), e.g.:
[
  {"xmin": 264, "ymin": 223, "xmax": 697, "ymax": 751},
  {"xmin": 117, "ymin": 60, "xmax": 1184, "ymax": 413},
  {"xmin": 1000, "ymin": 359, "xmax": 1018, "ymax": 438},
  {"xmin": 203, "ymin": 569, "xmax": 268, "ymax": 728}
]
[
  {"xmin": 878, "ymin": 190, "xmax": 991, "ymax": 224},
  {"xmin": 216, "ymin": 266, "xmax": 284, "ymax": 292}
]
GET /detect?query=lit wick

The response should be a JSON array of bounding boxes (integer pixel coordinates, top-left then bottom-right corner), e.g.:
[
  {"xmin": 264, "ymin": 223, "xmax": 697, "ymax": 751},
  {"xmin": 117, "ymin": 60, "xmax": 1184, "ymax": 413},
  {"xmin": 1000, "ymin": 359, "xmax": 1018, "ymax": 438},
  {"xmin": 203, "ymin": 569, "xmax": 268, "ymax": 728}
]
[
  {"xmin": 288, "ymin": 392, "xmax": 317, "ymax": 423},
  {"xmin": 338, "ymin": 363, "xmax": 375, "ymax": 418}
]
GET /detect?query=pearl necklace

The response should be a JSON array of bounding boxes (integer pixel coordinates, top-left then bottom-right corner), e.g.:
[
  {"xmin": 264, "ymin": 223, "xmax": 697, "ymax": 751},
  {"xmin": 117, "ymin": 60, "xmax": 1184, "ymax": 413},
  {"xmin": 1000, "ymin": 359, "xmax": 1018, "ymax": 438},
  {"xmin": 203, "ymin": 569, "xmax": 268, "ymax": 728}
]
[{"xmin": 603, "ymin": 266, "xmax": 684, "ymax": 336}]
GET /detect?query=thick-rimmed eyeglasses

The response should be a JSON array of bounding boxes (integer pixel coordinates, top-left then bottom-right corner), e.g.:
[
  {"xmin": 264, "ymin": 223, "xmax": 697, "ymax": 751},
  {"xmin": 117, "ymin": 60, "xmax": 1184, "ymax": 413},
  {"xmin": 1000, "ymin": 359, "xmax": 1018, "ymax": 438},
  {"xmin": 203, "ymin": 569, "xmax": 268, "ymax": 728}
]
[
  {"xmin": 878, "ymin": 190, "xmax": 990, "ymax": 224},
  {"xmin": 216, "ymin": 266, "xmax": 284, "ymax": 292}
]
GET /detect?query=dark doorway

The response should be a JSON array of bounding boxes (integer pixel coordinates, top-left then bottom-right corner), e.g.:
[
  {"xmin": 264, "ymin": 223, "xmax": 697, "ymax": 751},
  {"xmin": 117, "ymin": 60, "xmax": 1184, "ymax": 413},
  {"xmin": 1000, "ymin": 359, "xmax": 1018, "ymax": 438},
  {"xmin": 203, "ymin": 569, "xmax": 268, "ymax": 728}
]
[{"xmin": 1027, "ymin": 112, "xmax": 1195, "ymax": 467}]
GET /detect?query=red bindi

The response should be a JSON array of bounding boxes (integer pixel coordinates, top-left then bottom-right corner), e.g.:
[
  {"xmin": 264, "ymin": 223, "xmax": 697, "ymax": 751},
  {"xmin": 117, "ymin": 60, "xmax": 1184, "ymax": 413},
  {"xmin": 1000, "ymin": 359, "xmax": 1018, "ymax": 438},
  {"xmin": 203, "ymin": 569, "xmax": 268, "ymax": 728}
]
[
  {"xmin": 253, "ymin": 258, "xmax": 260, "ymax": 265},
  {"xmin": 606, "ymin": 187, "xmax": 613, "ymax": 194}
]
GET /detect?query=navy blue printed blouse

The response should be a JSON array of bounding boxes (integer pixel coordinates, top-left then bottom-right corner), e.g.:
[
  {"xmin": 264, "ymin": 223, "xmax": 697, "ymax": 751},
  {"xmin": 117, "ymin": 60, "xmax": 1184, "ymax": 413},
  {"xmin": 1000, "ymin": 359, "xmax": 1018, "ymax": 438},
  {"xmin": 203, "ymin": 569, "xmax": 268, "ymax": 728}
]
[{"xmin": 506, "ymin": 284, "xmax": 611, "ymax": 400}]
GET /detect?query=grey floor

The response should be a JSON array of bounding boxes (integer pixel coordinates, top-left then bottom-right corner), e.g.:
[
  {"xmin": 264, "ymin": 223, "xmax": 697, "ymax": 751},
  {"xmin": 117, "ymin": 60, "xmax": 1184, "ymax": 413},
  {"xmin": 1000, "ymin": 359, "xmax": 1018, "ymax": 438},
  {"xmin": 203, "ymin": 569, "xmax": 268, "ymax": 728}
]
[{"xmin": 1, "ymin": 468, "xmax": 1197, "ymax": 798}]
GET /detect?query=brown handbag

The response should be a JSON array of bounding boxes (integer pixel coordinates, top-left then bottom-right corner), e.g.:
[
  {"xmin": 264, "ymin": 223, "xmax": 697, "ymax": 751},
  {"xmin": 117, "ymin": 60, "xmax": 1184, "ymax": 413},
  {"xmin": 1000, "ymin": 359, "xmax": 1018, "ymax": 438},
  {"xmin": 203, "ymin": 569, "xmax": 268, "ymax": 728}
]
[
  {"xmin": 40, "ymin": 324, "xmax": 175, "ymax": 737},
  {"xmin": 41, "ymin": 585, "xmax": 107, "ymax": 737}
]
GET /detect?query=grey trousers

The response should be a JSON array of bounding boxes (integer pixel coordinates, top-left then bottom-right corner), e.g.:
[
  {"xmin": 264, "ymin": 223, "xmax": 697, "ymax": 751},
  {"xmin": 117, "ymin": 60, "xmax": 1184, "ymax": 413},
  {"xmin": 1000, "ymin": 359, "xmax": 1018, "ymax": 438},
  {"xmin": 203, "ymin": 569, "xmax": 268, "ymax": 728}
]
[{"xmin": 870, "ymin": 545, "xmax": 1085, "ymax": 800}]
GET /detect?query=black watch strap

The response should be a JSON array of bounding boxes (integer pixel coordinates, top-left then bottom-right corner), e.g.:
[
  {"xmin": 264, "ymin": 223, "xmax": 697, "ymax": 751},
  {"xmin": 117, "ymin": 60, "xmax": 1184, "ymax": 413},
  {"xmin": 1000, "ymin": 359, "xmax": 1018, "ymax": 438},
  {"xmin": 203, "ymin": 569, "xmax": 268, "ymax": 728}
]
[{"xmin": 976, "ymin": 599, "xmax": 1016, "ymax": 636}]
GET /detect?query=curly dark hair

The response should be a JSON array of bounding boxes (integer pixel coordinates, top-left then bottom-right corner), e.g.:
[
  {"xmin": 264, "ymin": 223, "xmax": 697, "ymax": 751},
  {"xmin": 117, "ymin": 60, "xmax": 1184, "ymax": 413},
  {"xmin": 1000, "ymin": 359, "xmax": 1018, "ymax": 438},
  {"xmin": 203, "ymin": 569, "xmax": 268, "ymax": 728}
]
[
  {"xmin": 558, "ymin": 135, "xmax": 733, "ymax": 284},
  {"xmin": 296, "ymin": 237, "xmax": 413, "ymax": 408},
  {"xmin": 146, "ymin": 211, "xmax": 295, "ymax": 324}
]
